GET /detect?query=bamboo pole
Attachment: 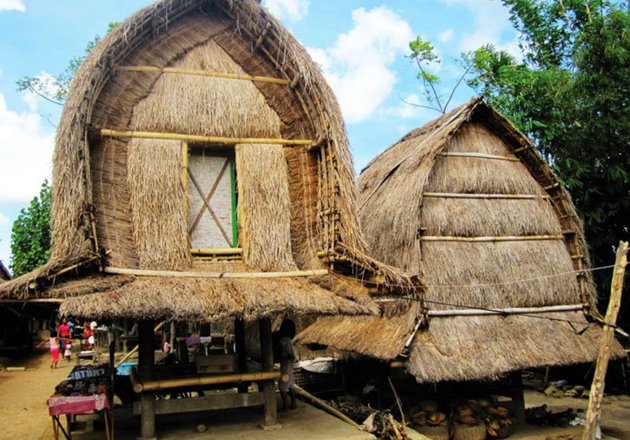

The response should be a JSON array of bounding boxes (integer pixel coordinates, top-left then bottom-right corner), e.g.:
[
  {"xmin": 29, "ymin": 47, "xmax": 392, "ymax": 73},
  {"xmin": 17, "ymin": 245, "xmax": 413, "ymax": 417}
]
[
  {"xmin": 418, "ymin": 234, "xmax": 564, "ymax": 242},
  {"xmin": 133, "ymin": 371, "xmax": 280, "ymax": 393},
  {"xmin": 115, "ymin": 321, "xmax": 166, "ymax": 368},
  {"xmin": 439, "ymin": 152, "xmax": 520, "ymax": 161},
  {"xmin": 190, "ymin": 248, "xmax": 242, "ymax": 256},
  {"xmin": 582, "ymin": 241, "xmax": 628, "ymax": 440},
  {"xmin": 100, "ymin": 129, "xmax": 313, "ymax": 146},
  {"xmin": 117, "ymin": 65, "xmax": 289, "ymax": 85},
  {"xmin": 423, "ymin": 304, "xmax": 586, "ymax": 317},
  {"xmin": 423, "ymin": 192, "xmax": 550, "ymax": 200},
  {"xmin": 104, "ymin": 266, "xmax": 328, "ymax": 279},
  {"xmin": 46, "ymin": 255, "xmax": 101, "ymax": 281},
  {"xmin": 294, "ymin": 385, "xmax": 361, "ymax": 429}
]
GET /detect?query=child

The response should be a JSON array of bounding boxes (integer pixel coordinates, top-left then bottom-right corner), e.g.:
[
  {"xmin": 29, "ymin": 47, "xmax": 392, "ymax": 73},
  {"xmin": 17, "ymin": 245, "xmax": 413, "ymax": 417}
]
[
  {"xmin": 49, "ymin": 330, "xmax": 60, "ymax": 368},
  {"xmin": 64, "ymin": 340, "xmax": 72, "ymax": 361}
]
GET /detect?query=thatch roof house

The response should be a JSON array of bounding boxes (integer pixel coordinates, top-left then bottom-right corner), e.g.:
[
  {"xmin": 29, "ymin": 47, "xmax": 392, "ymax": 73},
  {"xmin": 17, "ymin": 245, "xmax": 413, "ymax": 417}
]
[
  {"xmin": 0, "ymin": 0, "xmax": 422, "ymax": 434},
  {"xmin": 299, "ymin": 98, "xmax": 624, "ymax": 383},
  {"xmin": 0, "ymin": 0, "xmax": 418, "ymax": 317}
]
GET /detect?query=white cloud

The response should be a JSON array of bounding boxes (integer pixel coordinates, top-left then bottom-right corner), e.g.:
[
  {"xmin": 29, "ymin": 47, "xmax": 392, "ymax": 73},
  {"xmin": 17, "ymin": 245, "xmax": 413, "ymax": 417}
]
[
  {"xmin": 263, "ymin": 0, "xmax": 309, "ymax": 22},
  {"xmin": 439, "ymin": 0, "xmax": 519, "ymax": 56},
  {"xmin": 0, "ymin": 0, "xmax": 25, "ymax": 12},
  {"xmin": 0, "ymin": 92, "xmax": 54, "ymax": 203},
  {"xmin": 439, "ymin": 28, "xmax": 455, "ymax": 43},
  {"xmin": 0, "ymin": 212, "xmax": 9, "ymax": 227},
  {"xmin": 307, "ymin": 6, "xmax": 413, "ymax": 123}
]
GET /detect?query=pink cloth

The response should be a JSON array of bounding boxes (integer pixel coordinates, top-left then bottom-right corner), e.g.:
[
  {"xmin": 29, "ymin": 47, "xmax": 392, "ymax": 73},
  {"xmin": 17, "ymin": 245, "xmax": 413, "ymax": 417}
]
[{"xmin": 48, "ymin": 393, "xmax": 110, "ymax": 416}]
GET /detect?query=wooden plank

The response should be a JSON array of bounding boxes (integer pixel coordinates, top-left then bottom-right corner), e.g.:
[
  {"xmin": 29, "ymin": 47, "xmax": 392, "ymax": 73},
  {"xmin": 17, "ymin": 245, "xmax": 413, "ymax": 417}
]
[
  {"xmin": 439, "ymin": 152, "xmax": 520, "ymax": 162},
  {"xmin": 100, "ymin": 129, "xmax": 312, "ymax": 146},
  {"xmin": 134, "ymin": 392, "xmax": 265, "ymax": 416},
  {"xmin": 423, "ymin": 192, "xmax": 550, "ymax": 200},
  {"xmin": 583, "ymin": 241, "xmax": 628, "ymax": 440},
  {"xmin": 418, "ymin": 235, "xmax": 564, "ymax": 242},
  {"xmin": 118, "ymin": 65, "xmax": 289, "ymax": 85}
]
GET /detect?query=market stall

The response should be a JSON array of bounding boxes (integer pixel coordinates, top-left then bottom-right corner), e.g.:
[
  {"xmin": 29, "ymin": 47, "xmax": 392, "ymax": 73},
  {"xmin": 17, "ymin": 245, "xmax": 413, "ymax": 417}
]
[{"xmin": 48, "ymin": 364, "xmax": 114, "ymax": 440}]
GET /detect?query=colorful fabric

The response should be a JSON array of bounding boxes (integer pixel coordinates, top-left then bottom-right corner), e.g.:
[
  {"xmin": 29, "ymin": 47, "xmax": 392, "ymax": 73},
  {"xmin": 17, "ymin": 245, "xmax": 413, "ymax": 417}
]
[
  {"xmin": 51, "ymin": 347, "xmax": 59, "ymax": 363},
  {"xmin": 48, "ymin": 394, "xmax": 110, "ymax": 416}
]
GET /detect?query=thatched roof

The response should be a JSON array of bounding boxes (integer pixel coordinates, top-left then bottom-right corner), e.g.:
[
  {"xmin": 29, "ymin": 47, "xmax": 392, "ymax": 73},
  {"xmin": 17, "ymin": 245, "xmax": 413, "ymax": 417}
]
[
  {"xmin": 298, "ymin": 98, "xmax": 625, "ymax": 382},
  {"xmin": 0, "ymin": 0, "xmax": 421, "ymax": 321}
]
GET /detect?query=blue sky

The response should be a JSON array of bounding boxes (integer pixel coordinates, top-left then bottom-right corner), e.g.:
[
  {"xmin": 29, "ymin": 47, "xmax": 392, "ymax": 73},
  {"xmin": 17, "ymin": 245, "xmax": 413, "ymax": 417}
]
[{"xmin": 0, "ymin": 0, "xmax": 520, "ymax": 272}]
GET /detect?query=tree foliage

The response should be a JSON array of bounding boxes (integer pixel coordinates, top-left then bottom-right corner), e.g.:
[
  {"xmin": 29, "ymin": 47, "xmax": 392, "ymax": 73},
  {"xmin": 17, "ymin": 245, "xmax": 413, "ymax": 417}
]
[
  {"xmin": 463, "ymin": 0, "xmax": 630, "ymax": 313},
  {"xmin": 10, "ymin": 182, "xmax": 52, "ymax": 276},
  {"xmin": 16, "ymin": 22, "xmax": 119, "ymax": 105}
]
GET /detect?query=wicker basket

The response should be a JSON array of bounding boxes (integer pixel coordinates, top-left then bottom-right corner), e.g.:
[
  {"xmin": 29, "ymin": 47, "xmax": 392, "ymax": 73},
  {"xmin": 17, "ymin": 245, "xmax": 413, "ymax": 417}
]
[
  {"xmin": 452, "ymin": 424, "xmax": 486, "ymax": 440},
  {"xmin": 414, "ymin": 425, "xmax": 449, "ymax": 440}
]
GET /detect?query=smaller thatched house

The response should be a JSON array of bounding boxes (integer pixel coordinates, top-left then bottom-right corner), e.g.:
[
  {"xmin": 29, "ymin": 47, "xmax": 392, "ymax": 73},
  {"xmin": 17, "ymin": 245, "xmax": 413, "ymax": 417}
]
[{"xmin": 299, "ymin": 98, "xmax": 625, "ymax": 384}]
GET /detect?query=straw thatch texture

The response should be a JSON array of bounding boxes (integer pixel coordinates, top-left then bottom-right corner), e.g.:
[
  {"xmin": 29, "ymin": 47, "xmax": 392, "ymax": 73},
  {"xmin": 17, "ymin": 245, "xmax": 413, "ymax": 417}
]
[
  {"xmin": 236, "ymin": 144, "xmax": 296, "ymax": 271},
  {"xmin": 128, "ymin": 138, "xmax": 190, "ymax": 269},
  {"xmin": 130, "ymin": 40, "xmax": 282, "ymax": 137},
  {"xmin": 299, "ymin": 99, "xmax": 624, "ymax": 383},
  {"xmin": 406, "ymin": 312, "xmax": 603, "ymax": 383},
  {"xmin": 59, "ymin": 276, "xmax": 377, "ymax": 322}
]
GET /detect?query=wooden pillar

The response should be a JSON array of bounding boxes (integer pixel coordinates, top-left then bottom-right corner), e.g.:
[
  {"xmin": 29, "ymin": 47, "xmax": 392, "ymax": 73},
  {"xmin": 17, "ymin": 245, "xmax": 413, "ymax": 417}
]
[
  {"xmin": 138, "ymin": 321, "xmax": 157, "ymax": 440},
  {"xmin": 511, "ymin": 371, "xmax": 526, "ymax": 426},
  {"xmin": 583, "ymin": 241, "xmax": 628, "ymax": 440},
  {"xmin": 235, "ymin": 319, "xmax": 249, "ymax": 393},
  {"xmin": 259, "ymin": 318, "xmax": 278, "ymax": 428}
]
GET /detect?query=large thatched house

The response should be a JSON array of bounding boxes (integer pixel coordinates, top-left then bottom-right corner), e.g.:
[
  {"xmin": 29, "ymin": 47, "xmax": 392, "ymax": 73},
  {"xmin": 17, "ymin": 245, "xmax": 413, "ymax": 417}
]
[
  {"xmin": 299, "ymin": 98, "xmax": 624, "ymax": 384},
  {"xmin": 0, "ymin": 0, "xmax": 420, "ymax": 436}
]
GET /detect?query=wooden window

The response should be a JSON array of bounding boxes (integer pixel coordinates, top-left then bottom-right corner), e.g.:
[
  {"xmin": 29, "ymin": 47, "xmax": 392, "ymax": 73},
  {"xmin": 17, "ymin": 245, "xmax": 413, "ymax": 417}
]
[{"xmin": 185, "ymin": 144, "xmax": 238, "ymax": 250}]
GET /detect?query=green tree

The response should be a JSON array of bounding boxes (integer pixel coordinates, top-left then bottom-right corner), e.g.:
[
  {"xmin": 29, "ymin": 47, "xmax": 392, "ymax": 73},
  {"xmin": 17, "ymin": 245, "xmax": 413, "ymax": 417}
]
[
  {"xmin": 463, "ymin": 0, "xmax": 630, "ymax": 318},
  {"xmin": 16, "ymin": 22, "xmax": 119, "ymax": 105},
  {"xmin": 10, "ymin": 182, "xmax": 52, "ymax": 276}
]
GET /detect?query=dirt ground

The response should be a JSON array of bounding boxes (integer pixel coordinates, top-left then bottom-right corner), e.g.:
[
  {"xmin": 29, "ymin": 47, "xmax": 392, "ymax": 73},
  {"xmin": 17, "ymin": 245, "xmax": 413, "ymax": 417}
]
[
  {"xmin": 1, "ymin": 351, "xmax": 629, "ymax": 440},
  {"xmin": 0, "ymin": 349, "xmax": 74, "ymax": 440}
]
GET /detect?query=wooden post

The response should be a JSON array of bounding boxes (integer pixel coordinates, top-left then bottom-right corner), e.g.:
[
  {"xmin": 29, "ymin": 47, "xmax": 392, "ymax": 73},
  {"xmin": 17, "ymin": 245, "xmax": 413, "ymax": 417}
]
[
  {"xmin": 259, "ymin": 318, "xmax": 279, "ymax": 428},
  {"xmin": 582, "ymin": 241, "xmax": 628, "ymax": 440},
  {"xmin": 138, "ymin": 321, "xmax": 157, "ymax": 440},
  {"xmin": 511, "ymin": 372, "xmax": 526, "ymax": 426},
  {"xmin": 235, "ymin": 319, "xmax": 249, "ymax": 393}
]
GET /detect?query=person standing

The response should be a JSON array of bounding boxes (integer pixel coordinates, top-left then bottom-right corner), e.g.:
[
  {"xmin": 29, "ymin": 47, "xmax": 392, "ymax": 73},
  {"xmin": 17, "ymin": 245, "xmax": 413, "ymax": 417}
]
[
  {"xmin": 57, "ymin": 318, "xmax": 71, "ymax": 351},
  {"xmin": 276, "ymin": 320, "xmax": 298, "ymax": 410},
  {"xmin": 49, "ymin": 330, "xmax": 60, "ymax": 368}
]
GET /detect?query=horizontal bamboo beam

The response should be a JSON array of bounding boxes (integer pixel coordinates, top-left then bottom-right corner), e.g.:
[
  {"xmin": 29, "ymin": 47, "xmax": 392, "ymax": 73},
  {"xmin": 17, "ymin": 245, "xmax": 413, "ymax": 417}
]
[
  {"xmin": 99, "ymin": 129, "xmax": 313, "ymax": 146},
  {"xmin": 419, "ymin": 235, "xmax": 564, "ymax": 242},
  {"xmin": 544, "ymin": 182, "xmax": 561, "ymax": 190},
  {"xmin": 513, "ymin": 145, "xmax": 532, "ymax": 153},
  {"xmin": 190, "ymin": 248, "xmax": 242, "ymax": 256},
  {"xmin": 104, "ymin": 266, "xmax": 328, "ymax": 279},
  {"xmin": 0, "ymin": 298, "xmax": 64, "ymax": 304},
  {"xmin": 423, "ymin": 192, "xmax": 550, "ymax": 200},
  {"xmin": 133, "ymin": 371, "xmax": 280, "ymax": 393},
  {"xmin": 439, "ymin": 152, "xmax": 520, "ymax": 162},
  {"xmin": 117, "ymin": 65, "xmax": 289, "ymax": 85},
  {"xmin": 426, "ymin": 304, "xmax": 586, "ymax": 317}
]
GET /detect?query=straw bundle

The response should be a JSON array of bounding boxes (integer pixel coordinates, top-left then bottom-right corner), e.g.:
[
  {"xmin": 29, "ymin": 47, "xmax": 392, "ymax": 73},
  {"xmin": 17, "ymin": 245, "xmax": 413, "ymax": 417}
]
[
  {"xmin": 406, "ymin": 312, "xmax": 602, "ymax": 383},
  {"xmin": 127, "ymin": 138, "xmax": 190, "ymax": 269},
  {"xmin": 59, "ymin": 276, "xmax": 375, "ymax": 322},
  {"xmin": 236, "ymin": 143, "xmax": 296, "ymax": 271},
  {"xmin": 422, "ymin": 241, "xmax": 581, "ymax": 309},
  {"xmin": 131, "ymin": 40, "xmax": 282, "ymax": 138}
]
